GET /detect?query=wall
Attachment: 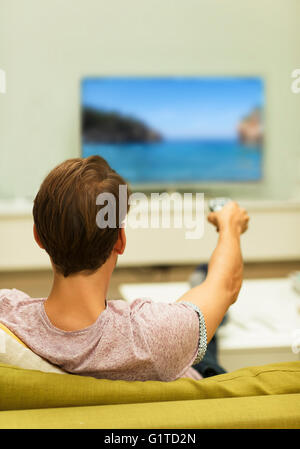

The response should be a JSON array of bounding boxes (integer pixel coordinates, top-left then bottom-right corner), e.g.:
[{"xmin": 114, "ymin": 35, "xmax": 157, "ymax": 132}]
[{"xmin": 0, "ymin": 0, "xmax": 300, "ymax": 201}]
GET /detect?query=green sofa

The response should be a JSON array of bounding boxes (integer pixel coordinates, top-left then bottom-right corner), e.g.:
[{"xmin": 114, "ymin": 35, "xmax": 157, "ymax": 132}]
[{"xmin": 0, "ymin": 361, "xmax": 300, "ymax": 429}]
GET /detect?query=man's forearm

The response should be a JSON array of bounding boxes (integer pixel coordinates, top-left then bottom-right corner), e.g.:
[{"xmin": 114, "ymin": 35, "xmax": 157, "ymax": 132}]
[
  {"xmin": 176, "ymin": 226, "xmax": 243, "ymax": 342},
  {"xmin": 206, "ymin": 226, "xmax": 243, "ymax": 304}
]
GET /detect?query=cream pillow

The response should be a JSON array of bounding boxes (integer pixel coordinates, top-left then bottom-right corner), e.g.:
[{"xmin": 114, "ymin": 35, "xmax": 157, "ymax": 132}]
[{"xmin": 0, "ymin": 325, "xmax": 65, "ymax": 374}]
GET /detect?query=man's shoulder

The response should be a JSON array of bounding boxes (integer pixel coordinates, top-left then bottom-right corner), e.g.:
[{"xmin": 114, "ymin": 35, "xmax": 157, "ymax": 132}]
[
  {"xmin": 107, "ymin": 298, "xmax": 192, "ymax": 319},
  {"xmin": 107, "ymin": 297, "xmax": 154, "ymax": 314},
  {"xmin": 0, "ymin": 289, "xmax": 44, "ymax": 311},
  {"xmin": 0, "ymin": 288, "xmax": 30, "ymax": 301}
]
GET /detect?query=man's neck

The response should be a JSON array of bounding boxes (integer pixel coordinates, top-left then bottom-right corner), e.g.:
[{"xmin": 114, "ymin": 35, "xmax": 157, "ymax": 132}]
[{"xmin": 44, "ymin": 258, "xmax": 114, "ymax": 331}]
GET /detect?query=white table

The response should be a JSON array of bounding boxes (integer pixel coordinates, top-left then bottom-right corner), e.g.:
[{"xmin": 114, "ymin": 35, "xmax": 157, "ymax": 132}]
[{"xmin": 120, "ymin": 278, "xmax": 300, "ymax": 371}]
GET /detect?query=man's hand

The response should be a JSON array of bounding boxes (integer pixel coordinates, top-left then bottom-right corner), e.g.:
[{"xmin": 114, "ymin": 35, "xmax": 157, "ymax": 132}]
[{"xmin": 207, "ymin": 201, "xmax": 249, "ymax": 235}]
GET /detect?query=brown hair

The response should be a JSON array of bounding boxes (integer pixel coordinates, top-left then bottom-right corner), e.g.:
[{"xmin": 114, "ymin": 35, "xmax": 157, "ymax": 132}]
[{"xmin": 33, "ymin": 156, "xmax": 130, "ymax": 277}]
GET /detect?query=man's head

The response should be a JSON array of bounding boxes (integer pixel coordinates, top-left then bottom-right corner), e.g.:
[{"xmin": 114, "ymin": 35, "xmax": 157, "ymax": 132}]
[{"xmin": 33, "ymin": 156, "xmax": 130, "ymax": 277}]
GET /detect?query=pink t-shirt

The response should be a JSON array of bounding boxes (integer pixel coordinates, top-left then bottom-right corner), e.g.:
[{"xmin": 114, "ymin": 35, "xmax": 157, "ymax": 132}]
[{"xmin": 0, "ymin": 288, "xmax": 207, "ymax": 382}]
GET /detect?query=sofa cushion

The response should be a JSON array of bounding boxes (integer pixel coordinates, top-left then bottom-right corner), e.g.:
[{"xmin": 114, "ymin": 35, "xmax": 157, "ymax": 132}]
[
  {"xmin": 1, "ymin": 361, "xmax": 299, "ymax": 411},
  {"xmin": 0, "ymin": 324, "xmax": 65, "ymax": 375}
]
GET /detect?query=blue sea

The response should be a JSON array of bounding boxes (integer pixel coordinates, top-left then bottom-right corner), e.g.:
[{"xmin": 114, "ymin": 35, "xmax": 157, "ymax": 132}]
[{"xmin": 83, "ymin": 139, "xmax": 262, "ymax": 184}]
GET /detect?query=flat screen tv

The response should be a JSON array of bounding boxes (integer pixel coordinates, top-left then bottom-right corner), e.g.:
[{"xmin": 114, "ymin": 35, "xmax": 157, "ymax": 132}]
[{"xmin": 81, "ymin": 77, "xmax": 263, "ymax": 187}]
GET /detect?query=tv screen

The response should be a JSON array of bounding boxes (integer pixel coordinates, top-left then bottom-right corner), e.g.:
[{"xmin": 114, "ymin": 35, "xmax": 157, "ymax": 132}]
[{"xmin": 81, "ymin": 77, "xmax": 263, "ymax": 185}]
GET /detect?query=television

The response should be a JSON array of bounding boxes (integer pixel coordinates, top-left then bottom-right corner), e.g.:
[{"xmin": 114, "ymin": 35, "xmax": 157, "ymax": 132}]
[{"xmin": 81, "ymin": 77, "xmax": 263, "ymax": 187}]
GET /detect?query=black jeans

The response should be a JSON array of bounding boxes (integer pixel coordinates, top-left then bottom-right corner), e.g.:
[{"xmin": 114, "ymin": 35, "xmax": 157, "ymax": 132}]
[
  {"xmin": 192, "ymin": 334, "xmax": 227, "ymax": 378},
  {"xmin": 188, "ymin": 264, "xmax": 228, "ymax": 378}
]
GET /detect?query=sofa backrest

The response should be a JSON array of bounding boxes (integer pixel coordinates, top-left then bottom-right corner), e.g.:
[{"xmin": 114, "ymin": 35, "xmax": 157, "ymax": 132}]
[{"xmin": 1, "ymin": 360, "xmax": 300, "ymax": 411}]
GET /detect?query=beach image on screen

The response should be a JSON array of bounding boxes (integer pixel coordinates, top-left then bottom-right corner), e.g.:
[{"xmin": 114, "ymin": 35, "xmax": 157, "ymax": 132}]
[{"xmin": 81, "ymin": 77, "xmax": 263, "ymax": 184}]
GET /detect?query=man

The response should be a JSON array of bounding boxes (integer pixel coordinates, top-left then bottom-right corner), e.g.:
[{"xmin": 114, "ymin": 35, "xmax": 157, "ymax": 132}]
[{"xmin": 0, "ymin": 156, "xmax": 249, "ymax": 381}]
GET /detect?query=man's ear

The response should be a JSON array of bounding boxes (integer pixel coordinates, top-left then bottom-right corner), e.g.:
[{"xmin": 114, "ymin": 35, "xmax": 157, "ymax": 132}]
[
  {"xmin": 114, "ymin": 227, "xmax": 126, "ymax": 255},
  {"xmin": 33, "ymin": 224, "xmax": 44, "ymax": 249}
]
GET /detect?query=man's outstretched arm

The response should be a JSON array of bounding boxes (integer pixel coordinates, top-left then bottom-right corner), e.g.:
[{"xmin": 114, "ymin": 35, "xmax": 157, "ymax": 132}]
[{"xmin": 176, "ymin": 201, "xmax": 249, "ymax": 343}]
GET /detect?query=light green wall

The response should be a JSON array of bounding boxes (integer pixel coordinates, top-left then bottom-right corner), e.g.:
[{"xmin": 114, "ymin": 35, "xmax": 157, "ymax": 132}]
[{"xmin": 0, "ymin": 0, "xmax": 300, "ymax": 200}]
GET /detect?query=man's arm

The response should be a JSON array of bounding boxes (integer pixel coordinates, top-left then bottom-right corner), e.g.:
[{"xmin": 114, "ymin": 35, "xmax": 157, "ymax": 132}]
[{"xmin": 176, "ymin": 201, "xmax": 249, "ymax": 343}]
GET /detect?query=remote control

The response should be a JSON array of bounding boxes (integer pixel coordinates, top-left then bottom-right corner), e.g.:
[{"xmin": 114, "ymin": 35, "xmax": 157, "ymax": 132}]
[{"xmin": 209, "ymin": 197, "xmax": 232, "ymax": 212}]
